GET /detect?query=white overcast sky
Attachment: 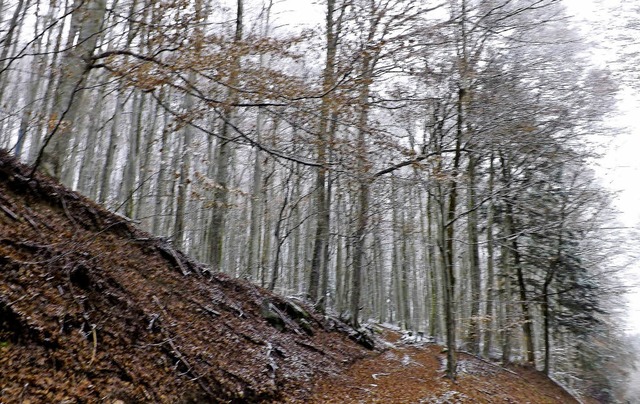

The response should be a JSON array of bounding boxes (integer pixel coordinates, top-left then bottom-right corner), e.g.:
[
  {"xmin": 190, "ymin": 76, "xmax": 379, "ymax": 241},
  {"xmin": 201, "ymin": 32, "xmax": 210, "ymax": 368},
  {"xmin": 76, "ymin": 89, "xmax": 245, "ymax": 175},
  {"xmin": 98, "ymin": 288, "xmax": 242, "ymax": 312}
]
[{"xmin": 563, "ymin": 0, "xmax": 640, "ymax": 333}]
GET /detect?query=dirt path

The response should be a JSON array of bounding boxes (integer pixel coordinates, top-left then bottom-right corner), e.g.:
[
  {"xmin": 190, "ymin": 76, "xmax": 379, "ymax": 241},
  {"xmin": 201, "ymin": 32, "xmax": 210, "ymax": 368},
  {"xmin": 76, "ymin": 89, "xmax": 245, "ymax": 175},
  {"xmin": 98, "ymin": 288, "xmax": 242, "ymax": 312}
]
[{"xmin": 306, "ymin": 328, "xmax": 581, "ymax": 403}]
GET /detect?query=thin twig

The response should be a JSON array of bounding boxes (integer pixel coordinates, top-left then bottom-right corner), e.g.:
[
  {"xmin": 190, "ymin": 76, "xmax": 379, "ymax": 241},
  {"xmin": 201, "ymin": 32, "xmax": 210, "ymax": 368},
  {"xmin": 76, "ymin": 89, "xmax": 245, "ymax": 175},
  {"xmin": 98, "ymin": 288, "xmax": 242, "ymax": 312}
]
[
  {"xmin": 0, "ymin": 203, "xmax": 19, "ymax": 220},
  {"xmin": 61, "ymin": 197, "xmax": 78, "ymax": 230},
  {"xmin": 88, "ymin": 325, "xmax": 97, "ymax": 366}
]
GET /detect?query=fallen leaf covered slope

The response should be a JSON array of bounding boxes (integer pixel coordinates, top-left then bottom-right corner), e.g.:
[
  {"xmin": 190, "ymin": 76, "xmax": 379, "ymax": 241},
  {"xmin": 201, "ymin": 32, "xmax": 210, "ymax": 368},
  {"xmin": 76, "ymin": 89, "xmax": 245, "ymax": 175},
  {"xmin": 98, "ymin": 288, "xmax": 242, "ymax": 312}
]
[
  {"xmin": 0, "ymin": 151, "xmax": 365, "ymax": 403},
  {"xmin": 310, "ymin": 329, "xmax": 585, "ymax": 403}
]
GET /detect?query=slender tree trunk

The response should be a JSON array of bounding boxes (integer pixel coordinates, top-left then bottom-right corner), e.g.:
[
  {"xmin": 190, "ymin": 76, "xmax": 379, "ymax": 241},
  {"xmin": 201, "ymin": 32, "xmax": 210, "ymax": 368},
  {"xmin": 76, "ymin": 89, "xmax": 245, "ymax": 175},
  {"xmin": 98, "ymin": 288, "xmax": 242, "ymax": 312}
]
[
  {"xmin": 427, "ymin": 191, "xmax": 439, "ymax": 337},
  {"xmin": 40, "ymin": 0, "xmax": 107, "ymax": 180},
  {"xmin": 120, "ymin": 92, "xmax": 145, "ymax": 218},
  {"xmin": 482, "ymin": 154, "xmax": 496, "ymax": 358},
  {"xmin": 335, "ymin": 181, "xmax": 346, "ymax": 312},
  {"xmin": 401, "ymin": 215, "xmax": 412, "ymax": 330},
  {"xmin": 173, "ymin": 128, "xmax": 192, "ymax": 249},
  {"xmin": 28, "ymin": 0, "xmax": 67, "ymax": 164},
  {"xmin": 247, "ymin": 129, "xmax": 264, "ymax": 280},
  {"xmin": 500, "ymin": 156, "xmax": 535, "ymax": 365},
  {"xmin": 209, "ymin": 0, "xmax": 243, "ymax": 271},
  {"xmin": 391, "ymin": 176, "xmax": 404, "ymax": 327},
  {"xmin": 350, "ymin": 178, "xmax": 369, "ymax": 327},
  {"xmin": 465, "ymin": 154, "xmax": 481, "ymax": 353},
  {"xmin": 514, "ymin": 238, "xmax": 536, "ymax": 365},
  {"xmin": 542, "ymin": 275, "xmax": 552, "ymax": 375},
  {"xmin": 442, "ymin": 87, "xmax": 464, "ymax": 380},
  {"xmin": 135, "ymin": 106, "xmax": 160, "ymax": 227},
  {"xmin": 269, "ymin": 168, "xmax": 293, "ymax": 291},
  {"xmin": 98, "ymin": 87, "xmax": 128, "ymax": 205},
  {"xmin": 289, "ymin": 167, "xmax": 302, "ymax": 292},
  {"xmin": 0, "ymin": 0, "xmax": 28, "ymax": 101},
  {"xmin": 499, "ymin": 250, "xmax": 512, "ymax": 364},
  {"xmin": 309, "ymin": 0, "xmax": 341, "ymax": 307},
  {"xmin": 14, "ymin": 7, "xmax": 46, "ymax": 158},
  {"xmin": 260, "ymin": 180, "xmax": 273, "ymax": 287},
  {"xmin": 152, "ymin": 110, "xmax": 172, "ymax": 237}
]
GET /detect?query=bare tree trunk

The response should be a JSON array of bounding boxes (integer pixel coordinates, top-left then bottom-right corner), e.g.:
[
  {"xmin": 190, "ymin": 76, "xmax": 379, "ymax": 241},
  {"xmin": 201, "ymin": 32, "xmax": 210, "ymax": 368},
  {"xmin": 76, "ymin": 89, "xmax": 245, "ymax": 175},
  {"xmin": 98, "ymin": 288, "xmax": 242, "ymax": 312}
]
[
  {"xmin": 40, "ymin": 0, "xmax": 107, "ymax": 180},
  {"xmin": 173, "ymin": 128, "xmax": 191, "ymax": 249},
  {"xmin": 135, "ymin": 98, "xmax": 162, "ymax": 227},
  {"xmin": 269, "ymin": 167, "xmax": 294, "ymax": 291},
  {"xmin": 499, "ymin": 249, "xmax": 512, "ymax": 364},
  {"xmin": 427, "ymin": 191, "xmax": 439, "ymax": 338},
  {"xmin": 482, "ymin": 154, "xmax": 496, "ymax": 358},
  {"xmin": 98, "ymin": 87, "xmax": 127, "ymax": 205},
  {"xmin": 391, "ymin": 176, "xmax": 404, "ymax": 327},
  {"xmin": 309, "ymin": 0, "xmax": 342, "ymax": 308},
  {"xmin": 260, "ymin": 176, "xmax": 273, "ymax": 287},
  {"xmin": 465, "ymin": 154, "xmax": 481, "ymax": 354},
  {"xmin": 152, "ymin": 108, "xmax": 172, "ymax": 237},
  {"xmin": 209, "ymin": 0, "xmax": 243, "ymax": 272},
  {"xmin": 289, "ymin": 167, "xmax": 302, "ymax": 292},
  {"xmin": 28, "ymin": 0, "xmax": 68, "ymax": 164},
  {"xmin": 119, "ymin": 0, "xmax": 153, "ymax": 218},
  {"xmin": 441, "ymin": 86, "xmax": 464, "ymax": 380},
  {"xmin": 120, "ymin": 92, "xmax": 145, "ymax": 218},
  {"xmin": 335, "ymin": 181, "xmax": 346, "ymax": 312},
  {"xmin": 0, "ymin": 0, "xmax": 29, "ymax": 101},
  {"xmin": 247, "ymin": 127, "xmax": 264, "ymax": 280},
  {"xmin": 14, "ymin": 2, "xmax": 49, "ymax": 158},
  {"xmin": 349, "ymin": 177, "xmax": 369, "ymax": 327},
  {"xmin": 76, "ymin": 73, "xmax": 107, "ymax": 198},
  {"xmin": 500, "ymin": 155, "xmax": 535, "ymax": 365},
  {"xmin": 542, "ymin": 269, "xmax": 553, "ymax": 375}
]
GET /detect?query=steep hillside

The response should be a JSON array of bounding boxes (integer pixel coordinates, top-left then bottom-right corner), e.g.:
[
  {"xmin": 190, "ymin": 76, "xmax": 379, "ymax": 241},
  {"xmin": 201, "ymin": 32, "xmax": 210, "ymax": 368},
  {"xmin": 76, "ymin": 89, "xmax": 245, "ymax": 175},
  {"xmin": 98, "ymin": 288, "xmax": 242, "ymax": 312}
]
[
  {"xmin": 0, "ymin": 150, "xmax": 583, "ymax": 403},
  {"xmin": 0, "ymin": 151, "xmax": 367, "ymax": 402}
]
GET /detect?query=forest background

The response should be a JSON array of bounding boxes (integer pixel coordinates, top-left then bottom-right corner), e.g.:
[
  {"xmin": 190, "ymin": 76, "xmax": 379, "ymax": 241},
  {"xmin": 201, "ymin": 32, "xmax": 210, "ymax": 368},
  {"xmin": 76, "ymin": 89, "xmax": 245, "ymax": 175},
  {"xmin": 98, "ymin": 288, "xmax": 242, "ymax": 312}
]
[{"xmin": 1, "ymin": 0, "xmax": 639, "ymax": 401}]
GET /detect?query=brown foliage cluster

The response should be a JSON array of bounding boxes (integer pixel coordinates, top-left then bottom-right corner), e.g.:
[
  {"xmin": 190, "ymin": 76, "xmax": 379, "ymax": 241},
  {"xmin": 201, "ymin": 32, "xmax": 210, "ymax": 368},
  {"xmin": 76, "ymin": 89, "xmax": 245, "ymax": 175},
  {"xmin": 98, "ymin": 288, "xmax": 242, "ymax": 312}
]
[{"xmin": 0, "ymin": 151, "xmax": 366, "ymax": 403}]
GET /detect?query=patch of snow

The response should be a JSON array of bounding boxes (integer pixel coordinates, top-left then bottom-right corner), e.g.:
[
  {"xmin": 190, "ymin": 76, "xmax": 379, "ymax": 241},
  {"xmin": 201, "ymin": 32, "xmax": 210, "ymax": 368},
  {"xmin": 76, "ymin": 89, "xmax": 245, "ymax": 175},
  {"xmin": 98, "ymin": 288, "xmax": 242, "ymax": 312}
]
[
  {"xmin": 399, "ymin": 330, "xmax": 435, "ymax": 346},
  {"xmin": 418, "ymin": 390, "xmax": 470, "ymax": 403},
  {"xmin": 380, "ymin": 322, "xmax": 401, "ymax": 331},
  {"xmin": 457, "ymin": 359, "xmax": 495, "ymax": 376}
]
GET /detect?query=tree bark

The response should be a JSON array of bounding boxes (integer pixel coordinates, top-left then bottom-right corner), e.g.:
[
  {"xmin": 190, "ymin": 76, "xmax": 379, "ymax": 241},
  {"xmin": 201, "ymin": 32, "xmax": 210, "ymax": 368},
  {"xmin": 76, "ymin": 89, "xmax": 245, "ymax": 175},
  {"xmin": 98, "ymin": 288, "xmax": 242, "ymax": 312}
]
[
  {"xmin": 40, "ymin": 0, "xmax": 107, "ymax": 180},
  {"xmin": 209, "ymin": 0, "xmax": 243, "ymax": 271},
  {"xmin": 465, "ymin": 154, "xmax": 481, "ymax": 354}
]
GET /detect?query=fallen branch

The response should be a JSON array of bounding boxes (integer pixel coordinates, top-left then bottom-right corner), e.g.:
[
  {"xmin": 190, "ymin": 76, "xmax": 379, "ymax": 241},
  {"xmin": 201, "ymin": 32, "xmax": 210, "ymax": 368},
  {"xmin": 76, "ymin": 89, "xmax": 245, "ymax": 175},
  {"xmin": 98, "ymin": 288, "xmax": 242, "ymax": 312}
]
[
  {"xmin": 23, "ymin": 204, "xmax": 51, "ymax": 231},
  {"xmin": 60, "ymin": 197, "xmax": 78, "ymax": 230},
  {"xmin": 164, "ymin": 331, "xmax": 213, "ymax": 396},
  {"xmin": 151, "ymin": 297, "xmax": 214, "ymax": 397},
  {"xmin": 0, "ymin": 203, "xmax": 18, "ymax": 220},
  {"xmin": 18, "ymin": 382, "xmax": 29, "ymax": 404},
  {"xmin": 294, "ymin": 340, "xmax": 325, "ymax": 354},
  {"xmin": 459, "ymin": 350, "xmax": 520, "ymax": 377},
  {"xmin": 157, "ymin": 243, "xmax": 189, "ymax": 276}
]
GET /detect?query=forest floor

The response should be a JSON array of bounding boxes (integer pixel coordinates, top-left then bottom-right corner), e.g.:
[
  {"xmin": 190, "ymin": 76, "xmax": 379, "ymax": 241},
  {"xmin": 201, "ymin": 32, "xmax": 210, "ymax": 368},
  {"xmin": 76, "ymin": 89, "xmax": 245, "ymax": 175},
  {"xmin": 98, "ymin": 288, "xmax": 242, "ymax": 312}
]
[
  {"xmin": 0, "ymin": 150, "xmax": 587, "ymax": 403},
  {"xmin": 307, "ymin": 327, "xmax": 586, "ymax": 403}
]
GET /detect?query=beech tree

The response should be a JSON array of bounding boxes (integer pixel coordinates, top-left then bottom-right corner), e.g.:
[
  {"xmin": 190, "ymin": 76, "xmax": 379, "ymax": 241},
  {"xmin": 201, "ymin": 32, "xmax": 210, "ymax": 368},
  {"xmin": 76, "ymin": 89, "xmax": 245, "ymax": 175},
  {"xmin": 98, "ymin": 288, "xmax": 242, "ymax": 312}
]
[{"xmin": 38, "ymin": 0, "xmax": 108, "ymax": 180}]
